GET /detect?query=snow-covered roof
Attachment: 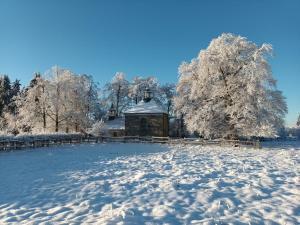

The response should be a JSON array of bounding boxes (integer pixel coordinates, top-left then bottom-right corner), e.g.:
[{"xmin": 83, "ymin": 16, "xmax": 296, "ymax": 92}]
[
  {"xmin": 124, "ymin": 100, "xmax": 167, "ymax": 114},
  {"xmin": 102, "ymin": 117, "xmax": 125, "ymax": 130}
]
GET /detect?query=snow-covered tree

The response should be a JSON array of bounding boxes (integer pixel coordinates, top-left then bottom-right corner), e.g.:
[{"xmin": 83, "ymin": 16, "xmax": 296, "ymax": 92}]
[
  {"xmin": 15, "ymin": 74, "xmax": 48, "ymax": 133},
  {"xmin": 7, "ymin": 79, "xmax": 21, "ymax": 114},
  {"xmin": 0, "ymin": 75, "xmax": 12, "ymax": 116},
  {"xmin": 65, "ymin": 73, "xmax": 99, "ymax": 132},
  {"xmin": 102, "ymin": 72, "xmax": 130, "ymax": 116},
  {"xmin": 15, "ymin": 66, "xmax": 100, "ymax": 134},
  {"xmin": 128, "ymin": 76, "xmax": 174, "ymax": 113},
  {"xmin": 0, "ymin": 75, "xmax": 22, "ymax": 134},
  {"xmin": 175, "ymin": 33, "xmax": 287, "ymax": 139},
  {"xmin": 157, "ymin": 83, "xmax": 176, "ymax": 116},
  {"xmin": 44, "ymin": 66, "xmax": 101, "ymax": 132},
  {"xmin": 129, "ymin": 76, "xmax": 159, "ymax": 104},
  {"xmin": 90, "ymin": 120, "xmax": 104, "ymax": 136},
  {"xmin": 297, "ymin": 114, "xmax": 300, "ymax": 126},
  {"xmin": 41, "ymin": 67, "xmax": 71, "ymax": 132},
  {"xmin": 101, "ymin": 74, "xmax": 173, "ymax": 117}
]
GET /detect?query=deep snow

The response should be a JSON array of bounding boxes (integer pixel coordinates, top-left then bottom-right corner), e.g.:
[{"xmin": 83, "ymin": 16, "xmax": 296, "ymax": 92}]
[{"xmin": 0, "ymin": 142, "xmax": 299, "ymax": 224}]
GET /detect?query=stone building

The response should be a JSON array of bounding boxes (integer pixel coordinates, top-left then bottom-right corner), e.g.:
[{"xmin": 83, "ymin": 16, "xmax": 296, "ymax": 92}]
[
  {"xmin": 100, "ymin": 117, "xmax": 125, "ymax": 137},
  {"xmin": 124, "ymin": 89, "xmax": 168, "ymax": 137},
  {"xmin": 100, "ymin": 104, "xmax": 125, "ymax": 137}
]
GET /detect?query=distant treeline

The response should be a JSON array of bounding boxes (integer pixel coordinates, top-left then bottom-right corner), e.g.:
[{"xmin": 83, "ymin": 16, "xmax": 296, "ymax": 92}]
[
  {"xmin": 1, "ymin": 33, "xmax": 300, "ymax": 139},
  {"xmin": 0, "ymin": 66, "xmax": 176, "ymax": 135}
]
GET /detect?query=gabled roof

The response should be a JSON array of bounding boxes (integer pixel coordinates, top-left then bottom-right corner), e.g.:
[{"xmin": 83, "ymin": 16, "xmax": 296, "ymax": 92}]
[
  {"xmin": 102, "ymin": 117, "xmax": 125, "ymax": 130},
  {"xmin": 124, "ymin": 99, "xmax": 167, "ymax": 114}
]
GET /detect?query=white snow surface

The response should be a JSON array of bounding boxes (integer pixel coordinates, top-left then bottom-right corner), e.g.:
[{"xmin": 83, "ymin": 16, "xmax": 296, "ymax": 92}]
[
  {"xmin": 0, "ymin": 142, "xmax": 299, "ymax": 224},
  {"xmin": 124, "ymin": 100, "xmax": 167, "ymax": 114}
]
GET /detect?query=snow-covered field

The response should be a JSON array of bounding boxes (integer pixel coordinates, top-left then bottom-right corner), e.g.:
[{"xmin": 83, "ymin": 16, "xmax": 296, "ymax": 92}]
[{"xmin": 0, "ymin": 142, "xmax": 299, "ymax": 224}]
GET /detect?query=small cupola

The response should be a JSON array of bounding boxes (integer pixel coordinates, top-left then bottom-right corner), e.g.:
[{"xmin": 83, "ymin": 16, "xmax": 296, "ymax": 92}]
[
  {"xmin": 143, "ymin": 88, "xmax": 153, "ymax": 103},
  {"xmin": 108, "ymin": 103, "xmax": 116, "ymax": 120}
]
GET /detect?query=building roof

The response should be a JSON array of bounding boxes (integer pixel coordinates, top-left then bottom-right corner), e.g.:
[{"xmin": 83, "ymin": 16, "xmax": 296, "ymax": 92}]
[
  {"xmin": 101, "ymin": 117, "xmax": 125, "ymax": 130},
  {"xmin": 124, "ymin": 99, "xmax": 167, "ymax": 114}
]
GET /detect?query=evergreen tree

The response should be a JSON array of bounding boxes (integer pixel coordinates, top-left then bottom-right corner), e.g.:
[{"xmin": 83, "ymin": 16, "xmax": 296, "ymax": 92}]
[
  {"xmin": 0, "ymin": 75, "xmax": 12, "ymax": 116},
  {"xmin": 7, "ymin": 79, "xmax": 21, "ymax": 114}
]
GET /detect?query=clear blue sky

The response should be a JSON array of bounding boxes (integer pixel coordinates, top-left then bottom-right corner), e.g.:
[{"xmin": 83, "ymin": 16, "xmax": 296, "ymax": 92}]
[{"xmin": 0, "ymin": 0, "xmax": 299, "ymax": 126}]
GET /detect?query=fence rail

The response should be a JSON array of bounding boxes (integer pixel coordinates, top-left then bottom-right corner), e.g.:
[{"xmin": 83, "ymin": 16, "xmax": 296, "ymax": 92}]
[{"xmin": 0, "ymin": 135, "xmax": 261, "ymax": 151}]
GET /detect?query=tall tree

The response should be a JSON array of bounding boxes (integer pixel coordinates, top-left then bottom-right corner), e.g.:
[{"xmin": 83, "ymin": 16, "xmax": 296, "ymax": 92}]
[
  {"xmin": 15, "ymin": 74, "xmax": 48, "ymax": 133},
  {"xmin": 175, "ymin": 33, "xmax": 287, "ymax": 139},
  {"xmin": 0, "ymin": 75, "xmax": 11, "ymax": 116},
  {"xmin": 66, "ymin": 73, "xmax": 99, "ymax": 132},
  {"xmin": 102, "ymin": 72, "xmax": 130, "ymax": 116},
  {"xmin": 8, "ymin": 79, "xmax": 21, "ymax": 114},
  {"xmin": 44, "ymin": 66, "xmax": 77, "ymax": 132},
  {"xmin": 129, "ymin": 76, "xmax": 159, "ymax": 104},
  {"xmin": 297, "ymin": 114, "xmax": 300, "ymax": 126},
  {"xmin": 0, "ymin": 76, "xmax": 22, "ymax": 134},
  {"xmin": 157, "ymin": 83, "xmax": 176, "ymax": 116}
]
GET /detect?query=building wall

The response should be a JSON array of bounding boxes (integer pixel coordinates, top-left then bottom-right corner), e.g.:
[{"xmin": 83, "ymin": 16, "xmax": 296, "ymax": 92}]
[
  {"xmin": 108, "ymin": 130, "xmax": 125, "ymax": 137},
  {"xmin": 125, "ymin": 113, "xmax": 168, "ymax": 137},
  {"xmin": 101, "ymin": 129, "xmax": 125, "ymax": 137}
]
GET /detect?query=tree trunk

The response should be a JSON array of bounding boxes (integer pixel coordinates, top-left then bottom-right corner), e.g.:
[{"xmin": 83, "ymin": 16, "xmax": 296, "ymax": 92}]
[
  {"xmin": 219, "ymin": 67, "xmax": 237, "ymax": 139},
  {"xmin": 42, "ymin": 85, "xmax": 46, "ymax": 131},
  {"xmin": 55, "ymin": 80, "xmax": 60, "ymax": 133},
  {"xmin": 180, "ymin": 114, "xmax": 184, "ymax": 138},
  {"xmin": 55, "ymin": 113, "xmax": 59, "ymax": 132},
  {"xmin": 43, "ymin": 109, "xmax": 46, "ymax": 130}
]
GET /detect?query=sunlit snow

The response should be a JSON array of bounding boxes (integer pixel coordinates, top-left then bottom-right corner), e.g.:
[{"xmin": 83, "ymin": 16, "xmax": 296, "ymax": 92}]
[{"xmin": 0, "ymin": 143, "xmax": 299, "ymax": 224}]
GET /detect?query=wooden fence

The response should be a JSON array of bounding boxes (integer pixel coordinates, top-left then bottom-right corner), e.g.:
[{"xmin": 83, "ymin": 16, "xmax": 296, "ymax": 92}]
[{"xmin": 0, "ymin": 135, "xmax": 261, "ymax": 151}]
